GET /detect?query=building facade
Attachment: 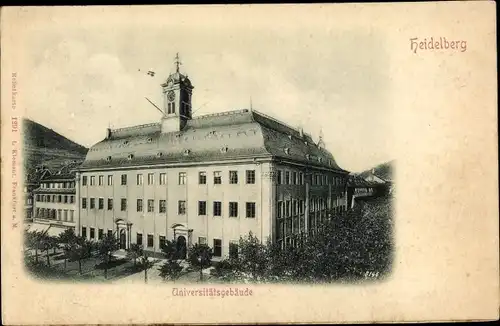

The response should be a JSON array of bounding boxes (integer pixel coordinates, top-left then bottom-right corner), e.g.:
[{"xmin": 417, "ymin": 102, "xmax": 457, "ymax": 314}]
[
  {"xmin": 32, "ymin": 173, "xmax": 77, "ymax": 234},
  {"xmin": 77, "ymin": 64, "xmax": 349, "ymax": 258}
]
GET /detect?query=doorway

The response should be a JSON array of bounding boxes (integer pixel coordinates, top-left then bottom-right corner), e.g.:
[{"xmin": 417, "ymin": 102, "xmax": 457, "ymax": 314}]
[
  {"xmin": 176, "ymin": 235, "xmax": 187, "ymax": 259},
  {"xmin": 119, "ymin": 229, "xmax": 126, "ymax": 249}
]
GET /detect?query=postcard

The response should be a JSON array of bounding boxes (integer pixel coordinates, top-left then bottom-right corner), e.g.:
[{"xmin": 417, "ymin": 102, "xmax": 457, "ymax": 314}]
[{"xmin": 1, "ymin": 3, "xmax": 498, "ymax": 324}]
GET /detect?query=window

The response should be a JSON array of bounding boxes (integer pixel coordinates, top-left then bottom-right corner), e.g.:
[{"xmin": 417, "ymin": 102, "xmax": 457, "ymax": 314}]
[
  {"xmin": 246, "ymin": 170, "xmax": 256, "ymax": 184},
  {"xmin": 137, "ymin": 174, "xmax": 143, "ymax": 185},
  {"xmin": 137, "ymin": 199, "xmax": 143, "ymax": 212},
  {"xmin": 213, "ymin": 201, "xmax": 222, "ymax": 216},
  {"xmin": 98, "ymin": 198, "xmax": 104, "ymax": 210},
  {"xmin": 246, "ymin": 202, "xmax": 256, "ymax": 218},
  {"xmin": 137, "ymin": 233, "xmax": 143, "ymax": 245},
  {"xmin": 90, "ymin": 176, "xmax": 96, "ymax": 186},
  {"xmin": 70, "ymin": 195, "xmax": 75, "ymax": 204},
  {"xmin": 90, "ymin": 227, "xmax": 95, "ymax": 239},
  {"xmin": 229, "ymin": 241, "xmax": 239, "ymax": 259},
  {"xmin": 277, "ymin": 201, "xmax": 283, "ymax": 218},
  {"xmin": 69, "ymin": 210, "xmax": 74, "ymax": 222},
  {"xmin": 292, "ymin": 172, "xmax": 297, "ymax": 185},
  {"xmin": 121, "ymin": 174, "xmax": 127, "ymax": 185},
  {"xmin": 98, "ymin": 229, "xmax": 103, "ymax": 240},
  {"xmin": 148, "ymin": 173, "xmax": 154, "ymax": 185},
  {"xmin": 178, "ymin": 201, "xmax": 186, "ymax": 215},
  {"xmin": 213, "ymin": 239, "xmax": 222, "ymax": 257},
  {"xmin": 159, "ymin": 200, "xmax": 166, "ymax": 213},
  {"xmin": 147, "ymin": 199, "xmax": 154, "ymax": 212},
  {"xmin": 285, "ymin": 171, "xmax": 290, "ymax": 184},
  {"xmin": 198, "ymin": 201, "xmax": 206, "ymax": 215},
  {"xmin": 107, "ymin": 175, "xmax": 113, "ymax": 186},
  {"xmin": 198, "ymin": 237, "xmax": 207, "ymax": 245},
  {"xmin": 229, "ymin": 171, "xmax": 238, "ymax": 184},
  {"xmin": 98, "ymin": 175, "xmax": 104, "ymax": 186},
  {"xmin": 82, "ymin": 176, "xmax": 88, "ymax": 186},
  {"xmin": 159, "ymin": 235, "xmax": 166, "ymax": 249},
  {"xmin": 299, "ymin": 172, "xmax": 304, "ymax": 185},
  {"xmin": 229, "ymin": 202, "xmax": 238, "ymax": 217},
  {"xmin": 285, "ymin": 200, "xmax": 290, "ymax": 217},
  {"xmin": 57, "ymin": 195, "xmax": 62, "ymax": 203},
  {"xmin": 63, "ymin": 195, "xmax": 68, "ymax": 203},
  {"xmin": 107, "ymin": 198, "xmax": 113, "ymax": 210},
  {"xmin": 121, "ymin": 198, "xmax": 127, "ymax": 211},
  {"xmin": 90, "ymin": 198, "xmax": 95, "ymax": 209},
  {"xmin": 178, "ymin": 172, "xmax": 186, "ymax": 185},
  {"xmin": 57, "ymin": 209, "xmax": 61, "ymax": 220},
  {"xmin": 147, "ymin": 234, "xmax": 154, "ymax": 247},
  {"xmin": 213, "ymin": 171, "xmax": 222, "ymax": 184},
  {"xmin": 107, "ymin": 230, "xmax": 113, "ymax": 238},
  {"xmin": 82, "ymin": 198, "xmax": 87, "ymax": 209},
  {"xmin": 167, "ymin": 102, "xmax": 175, "ymax": 114},
  {"xmin": 198, "ymin": 171, "xmax": 206, "ymax": 184},
  {"xmin": 82, "ymin": 227, "xmax": 87, "ymax": 238},
  {"xmin": 160, "ymin": 173, "xmax": 167, "ymax": 185},
  {"xmin": 277, "ymin": 170, "xmax": 282, "ymax": 184}
]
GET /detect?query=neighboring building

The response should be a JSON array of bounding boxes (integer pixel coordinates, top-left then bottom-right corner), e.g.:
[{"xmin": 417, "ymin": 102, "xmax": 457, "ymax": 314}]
[
  {"xmin": 76, "ymin": 62, "xmax": 349, "ymax": 258},
  {"xmin": 31, "ymin": 168, "xmax": 78, "ymax": 236}
]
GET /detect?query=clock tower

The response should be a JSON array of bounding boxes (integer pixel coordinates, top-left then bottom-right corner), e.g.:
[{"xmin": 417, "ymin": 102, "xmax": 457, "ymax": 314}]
[{"xmin": 160, "ymin": 53, "xmax": 194, "ymax": 133}]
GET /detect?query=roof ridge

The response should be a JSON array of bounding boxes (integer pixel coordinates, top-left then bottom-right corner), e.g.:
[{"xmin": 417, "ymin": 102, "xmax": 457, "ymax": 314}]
[
  {"xmin": 111, "ymin": 122, "xmax": 160, "ymax": 133},
  {"xmin": 193, "ymin": 109, "xmax": 250, "ymax": 120},
  {"xmin": 251, "ymin": 109, "xmax": 301, "ymax": 135}
]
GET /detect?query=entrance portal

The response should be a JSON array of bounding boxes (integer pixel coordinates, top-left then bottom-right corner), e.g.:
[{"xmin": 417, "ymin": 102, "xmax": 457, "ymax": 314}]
[
  {"xmin": 119, "ymin": 229, "xmax": 126, "ymax": 249},
  {"xmin": 176, "ymin": 236, "xmax": 187, "ymax": 259}
]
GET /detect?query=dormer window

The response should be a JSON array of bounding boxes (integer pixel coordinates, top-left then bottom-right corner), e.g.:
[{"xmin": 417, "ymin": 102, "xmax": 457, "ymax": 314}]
[
  {"xmin": 304, "ymin": 141, "xmax": 308, "ymax": 146},
  {"xmin": 284, "ymin": 148, "xmax": 290, "ymax": 155},
  {"xmin": 124, "ymin": 140, "xmax": 129, "ymax": 145},
  {"xmin": 318, "ymin": 157, "xmax": 322, "ymax": 163},
  {"xmin": 183, "ymin": 149, "xmax": 191, "ymax": 156},
  {"xmin": 147, "ymin": 137, "xmax": 153, "ymax": 143},
  {"xmin": 106, "ymin": 156, "xmax": 111, "ymax": 162},
  {"xmin": 305, "ymin": 154, "xmax": 310, "ymax": 160},
  {"xmin": 156, "ymin": 152, "xmax": 163, "ymax": 157},
  {"xmin": 220, "ymin": 146, "xmax": 228, "ymax": 153},
  {"xmin": 127, "ymin": 154, "xmax": 134, "ymax": 160},
  {"xmin": 288, "ymin": 135, "xmax": 292, "ymax": 140}
]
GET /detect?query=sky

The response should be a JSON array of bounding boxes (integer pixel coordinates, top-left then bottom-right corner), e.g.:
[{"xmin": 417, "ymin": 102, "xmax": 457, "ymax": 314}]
[{"xmin": 22, "ymin": 6, "xmax": 394, "ymax": 172}]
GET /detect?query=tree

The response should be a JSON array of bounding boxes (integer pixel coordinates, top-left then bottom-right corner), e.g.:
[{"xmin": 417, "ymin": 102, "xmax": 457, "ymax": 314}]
[
  {"xmin": 97, "ymin": 234, "xmax": 120, "ymax": 279},
  {"xmin": 237, "ymin": 232, "xmax": 268, "ymax": 282},
  {"xmin": 138, "ymin": 251, "xmax": 155, "ymax": 283},
  {"xmin": 58, "ymin": 228, "xmax": 77, "ymax": 270},
  {"xmin": 160, "ymin": 239, "xmax": 178, "ymax": 260},
  {"xmin": 159, "ymin": 260, "xmax": 183, "ymax": 282},
  {"xmin": 67, "ymin": 236, "xmax": 94, "ymax": 274},
  {"xmin": 211, "ymin": 259, "xmax": 241, "ymax": 282},
  {"xmin": 187, "ymin": 243, "xmax": 213, "ymax": 282},
  {"xmin": 25, "ymin": 230, "xmax": 44, "ymax": 264},
  {"xmin": 39, "ymin": 234, "xmax": 57, "ymax": 267},
  {"xmin": 127, "ymin": 243, "xmax": 143, "ymax": 267}
]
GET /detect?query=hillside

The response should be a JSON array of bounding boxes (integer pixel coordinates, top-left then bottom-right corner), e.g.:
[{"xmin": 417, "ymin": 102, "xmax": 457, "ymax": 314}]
[{"xmin": 23, "ymin": 118, "xmax": 88, "ymax": 182}]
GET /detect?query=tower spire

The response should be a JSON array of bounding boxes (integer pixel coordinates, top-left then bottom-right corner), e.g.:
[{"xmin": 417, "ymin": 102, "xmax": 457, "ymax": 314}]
[{"xmin": 174, "ymin": 52, "xmax": 182, "ymax": 73}]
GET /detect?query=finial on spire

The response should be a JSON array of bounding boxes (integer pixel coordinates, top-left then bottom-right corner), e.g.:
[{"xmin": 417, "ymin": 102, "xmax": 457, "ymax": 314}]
[
  {"xmin": 318, "ymin": 128, "xmax": 325, "ymax": 149},
  {"xmin": 250, "ymin": 96, "xmax": 253, "ymax": 110},
  {"xmin": 174, "ymin": 52, "xmax": 182, "ymax": 73}
]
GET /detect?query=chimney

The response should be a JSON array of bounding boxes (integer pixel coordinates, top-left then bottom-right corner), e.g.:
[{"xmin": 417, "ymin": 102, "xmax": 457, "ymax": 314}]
[
  {"xmin": 371, "ymin": 168, "xmax": 375, "ymax": 174},
  {"xmin": 298, "ymin": 127, "xmax": 304, "ymax": 138},
  {"xmin": 106, "ymin": 128, "xmax": 112, "ymax": 139}
]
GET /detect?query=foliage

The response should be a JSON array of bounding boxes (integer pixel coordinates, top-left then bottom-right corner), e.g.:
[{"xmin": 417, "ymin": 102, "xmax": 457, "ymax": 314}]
[
  {"xmin": 138, "ymin": 251, "xmax": 155, "ymax": 283},
  {"xmin": 67, "ymin": 236, "xmax": 94, "ymax": 274},
  {"xmin": 187, "ymin": 243, "xmax": 213, "ymax": 281},
  {"xmin": 209, "ymin": 194, "xmax": 394, "ymax": 283},
  {"xmin": 127, "ymin": 243, "xmax": 143, "ymax": 267},
  {"xmin": 161, "ymin": 239, "xmax": 179, "ymax": 260},
  {"xmin": 159, "ymin": 260, "xmax": 183, "ymax": 282},
  {"xmin": 96, "ymin": 234, "xmax": 120, "ymax": 279}
]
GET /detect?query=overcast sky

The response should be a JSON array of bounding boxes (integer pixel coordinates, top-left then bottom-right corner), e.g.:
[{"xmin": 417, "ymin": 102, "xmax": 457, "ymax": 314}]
[{"xmin": 22, "ymin": 6, "xmax": 394, "ymax": 172}]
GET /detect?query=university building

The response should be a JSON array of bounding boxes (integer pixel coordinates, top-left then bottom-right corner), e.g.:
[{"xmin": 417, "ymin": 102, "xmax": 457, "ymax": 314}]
[{"xmin": 76, "ymin": 62, "xmax": 349, "ymax": 258}]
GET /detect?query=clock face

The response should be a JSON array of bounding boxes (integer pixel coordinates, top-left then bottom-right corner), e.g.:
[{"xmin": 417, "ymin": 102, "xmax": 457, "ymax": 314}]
[{"xmin": 167, "ymin": 91, "xmax": 175, "ymax": 102}]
